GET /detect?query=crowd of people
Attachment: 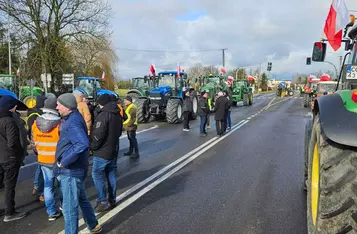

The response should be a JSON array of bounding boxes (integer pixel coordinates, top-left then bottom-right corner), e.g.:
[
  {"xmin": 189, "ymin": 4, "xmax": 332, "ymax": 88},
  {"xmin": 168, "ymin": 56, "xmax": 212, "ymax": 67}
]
[
  {"xmin": 182, "ymin": 84, "xmax": 233, "ymax": 137},
  {"xmin": 0, "ymin": 84, "xmax": 232, "ymax": 233},
  {"xmin": 0, "ymin": 90, "xmax": 139, "ymax": 233}
]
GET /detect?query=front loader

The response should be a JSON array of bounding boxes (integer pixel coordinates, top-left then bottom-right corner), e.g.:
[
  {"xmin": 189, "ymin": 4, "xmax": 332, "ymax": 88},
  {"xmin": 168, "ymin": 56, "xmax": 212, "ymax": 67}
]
[{"xmin": 304, "ymin": 14, "xmax": 357, "ymax": 234}]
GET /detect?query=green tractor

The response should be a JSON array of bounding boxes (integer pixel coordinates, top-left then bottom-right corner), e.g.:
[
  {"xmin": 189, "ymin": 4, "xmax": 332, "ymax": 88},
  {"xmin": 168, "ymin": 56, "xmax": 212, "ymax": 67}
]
[
  {"xmin": 0, "ymin": 74, "xmax": 43, "ymax": 108},
  {"xmin": 199, "ymin": 74, "xmax": 227, "ymax": 109},
  {"xmin": 304, "ymin": 16, "xmax": 357, "ymax": 234},
  {"xmin": 126, "ymin": 76, "xmax": 155, "ymax": 103},
  {"xmin": 231, "ymin": 79, "xmax": 253, "ymax": 106}
]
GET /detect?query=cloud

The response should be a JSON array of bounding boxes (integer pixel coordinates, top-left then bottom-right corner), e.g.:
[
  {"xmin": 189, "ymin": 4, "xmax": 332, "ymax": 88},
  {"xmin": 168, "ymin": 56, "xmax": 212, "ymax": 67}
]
[{"xmin": 109, "ymin": 0, "xmax": 357, "ymax": 80}]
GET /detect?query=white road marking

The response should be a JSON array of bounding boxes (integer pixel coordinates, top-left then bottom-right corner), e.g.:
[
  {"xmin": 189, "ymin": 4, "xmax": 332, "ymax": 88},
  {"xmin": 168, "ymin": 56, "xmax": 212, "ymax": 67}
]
[{"xmin": 77, "ymin": 120, "xmax": 250, "ymax": 233}]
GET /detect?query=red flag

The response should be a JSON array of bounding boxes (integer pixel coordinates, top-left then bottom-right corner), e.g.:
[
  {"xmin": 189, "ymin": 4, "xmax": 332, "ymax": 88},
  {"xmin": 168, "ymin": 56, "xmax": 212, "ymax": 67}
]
[
  {"xmin": 101, "ymin": 71, "xmax": 105, "ymax": 81},
  {"xmin": 323, "ymin": 0, "xmax": 349, "ymax": 51},
  {"xmin": 177, "ymin": 62, "xmax": 181, "ymax": 79},
  {"xmin": 221, "ymin": 67, "xmax": 226, "ymax": 74},
  {"xmin": 150, "ymin": 64, "xmax": 156, "ymax": 76},
  {"xmin": 17, "ymin": 68, "xmax": 20, "ymax": 77}
]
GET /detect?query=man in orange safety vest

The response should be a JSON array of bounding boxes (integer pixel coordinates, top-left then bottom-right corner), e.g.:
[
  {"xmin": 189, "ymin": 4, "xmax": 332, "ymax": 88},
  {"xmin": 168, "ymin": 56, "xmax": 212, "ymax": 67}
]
[{"xmin": 31, "ymin": 96, "xmax": 62, "ymax": 221}]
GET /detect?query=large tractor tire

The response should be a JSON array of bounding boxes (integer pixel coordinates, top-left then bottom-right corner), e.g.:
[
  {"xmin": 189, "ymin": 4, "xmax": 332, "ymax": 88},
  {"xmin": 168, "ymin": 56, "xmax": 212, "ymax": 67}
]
[
  {"xmin": 23, "ymin": 96, "xmax": 37, "ymax": 108},
  {"xmin": 248, "ymin": 93, "xmax": 253, "ymax": 106},
  {"xmin": 136, "ymin": 98, "xmax": 151, "ymax": 123},
  {"xmin": 307, "ymin": 114, "xmax": 357, "ymax": 234},
  {"xmin": 243, "ymin": 93, "xmax": 249, "ymax": 106},
  {"xmin": 288, "ymin": 90, "xmax": 294, "ymax": 96},
  {"xmin": 191, "ymin": 95, "xmax": 198, "ymax": 120},
  {"xmin": 304, "ymin": 94, "xmax": 310, "ymax": 108},
  {"xmin": 303, "ymin": 118, "xmax": 313, "ymax": 191},
  {"xmin": 166, "ymin": 99, "xmax": 183, "ymax": 124},
  {"xmin": 127, "ymin": 92, "xmax": 140, "ymax": 103}
]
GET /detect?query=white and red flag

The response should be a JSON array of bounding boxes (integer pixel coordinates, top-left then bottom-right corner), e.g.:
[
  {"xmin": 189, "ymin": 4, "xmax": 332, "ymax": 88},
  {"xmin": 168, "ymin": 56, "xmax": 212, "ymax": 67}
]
[
  {"xmin": 150, "ymin": 64, "xmax": 156, "ymax": 76},
  {"xmin": 177, "ymin": 62, "xmax": 181, "ymax": 79},
  {"xmin": 323, "ymin": 0, "xmax": 350, "ymax": 51},
  {"xmin": 221, "ymin": 67, "xmax": 226, "ymax": 75},
  {"xmin": 101, "ymin": 71, "xmax": 105, "ymax": 81}
]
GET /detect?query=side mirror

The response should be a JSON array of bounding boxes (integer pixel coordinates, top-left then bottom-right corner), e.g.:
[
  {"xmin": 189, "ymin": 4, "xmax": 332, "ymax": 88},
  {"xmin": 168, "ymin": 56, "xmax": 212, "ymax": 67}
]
[{"xmin": 312, "ymin": 42, "xmax": 327, "ymax": 62}]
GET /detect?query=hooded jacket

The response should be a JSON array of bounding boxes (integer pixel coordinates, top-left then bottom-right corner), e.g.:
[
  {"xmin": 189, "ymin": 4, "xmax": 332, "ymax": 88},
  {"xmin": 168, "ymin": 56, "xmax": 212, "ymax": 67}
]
[
  {"xmin": 0, "ymin": 107, "xmax": 22, "ymax": 163},
  {"xmin": 75, "ymin": 95, "xmax": 92, "ymax": 135},
  {"xmin": 91, "ymin": 102, "xmax": 123, "ymax": 160},
  {"xmin": 31, "ymin": 109, "xmax": 61, "ymax": 167}
]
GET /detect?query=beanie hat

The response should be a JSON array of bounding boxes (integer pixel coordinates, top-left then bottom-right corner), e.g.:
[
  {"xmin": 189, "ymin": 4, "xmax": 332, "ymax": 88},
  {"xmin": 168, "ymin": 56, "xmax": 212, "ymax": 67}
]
[
  {"xmin": 200, "ymin": 90, "xmax": 206, "ymax": 96},
  {"xmin": 43, "ymin": 97, "xmax": 57, "ymax": 111},
  {"xmin": 124, "ymin": 95, "xmax": 132, "ymax": 102},
  {"xmin": 57, "ymin": 93, "xmax": 77, "ymax": 110},
  {"xmin": 0, "ymin": 95, "xmax": 18, "ymax": 110},
  {"xmin": 98, "ymin": 94, "xmax": 111, "ymax": 106},
  {"xmin": 45, "ymin": 93, "xmax": 56, "ymax": 99}
]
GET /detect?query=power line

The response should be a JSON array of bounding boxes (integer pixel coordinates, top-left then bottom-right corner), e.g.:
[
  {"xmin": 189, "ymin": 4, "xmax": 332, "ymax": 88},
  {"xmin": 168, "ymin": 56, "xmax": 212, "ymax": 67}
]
[{"xmin": 116, "ymin": 48, "xmax": 223, "ymax": 53}]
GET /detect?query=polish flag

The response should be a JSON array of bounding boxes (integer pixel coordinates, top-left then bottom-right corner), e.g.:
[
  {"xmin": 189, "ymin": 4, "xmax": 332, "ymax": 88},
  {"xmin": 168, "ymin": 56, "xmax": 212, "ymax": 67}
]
[
  {"xmin": 221, "ymin": 67, "xmax": 226, "ymax": 74},
  {"xmin": 177, "ymin": 62, "xmax": 181, "ymax": 79},
  {"xmin": 150, "ymin": 64, "xmax": 156, "ymax": 76},
  {"xmin": 323, "ymin": 0, "xmax": 350, "ymax": 51},
  {"xmin": 17, "ymin": 68, "xmax": 20, "ymax": 77},
  {"xmin": 101, "ymin": 71, "xmax": 105, "ymax": 81}
]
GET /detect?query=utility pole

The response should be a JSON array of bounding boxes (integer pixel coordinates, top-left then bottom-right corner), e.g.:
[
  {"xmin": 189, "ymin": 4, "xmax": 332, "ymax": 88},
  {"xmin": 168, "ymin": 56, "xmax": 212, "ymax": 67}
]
[
  {"xmin": 7, "ymin": 1, "xmax": 11, "ymax": 75},
  {"xmin": 222, "ymin": 48, "xmax": 227, "ymax": 67},
  {"xmin": 339, "ymin": 55, "xmax": 343, "ymax": 68}
]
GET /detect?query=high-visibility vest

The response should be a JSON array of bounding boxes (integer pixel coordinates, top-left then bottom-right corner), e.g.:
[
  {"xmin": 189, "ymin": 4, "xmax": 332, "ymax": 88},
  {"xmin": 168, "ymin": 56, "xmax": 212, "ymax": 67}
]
[
  {"xmin": 123, "ymin": 103, "xmax": 137, "ymax": 125},
  {"xmin": 26, "ymin": 112, "xmax": 40, "ymax": 129},
  {"xmin": 207, "ymin": 98, "xmax": 212, "ymax": 110},
  {"xmin": 117, "ymin": 104, "xmax": 124, "ymax": 118},
  {"xmin": 32, "ymin": 121, "xmax": 60, "ymax": 165}
]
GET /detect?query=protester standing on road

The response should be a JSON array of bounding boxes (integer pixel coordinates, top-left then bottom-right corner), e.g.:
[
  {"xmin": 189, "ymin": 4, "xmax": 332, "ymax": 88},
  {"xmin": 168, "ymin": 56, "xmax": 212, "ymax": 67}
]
[
  {"xmin": 31, "ymin": 97, "xmax": 62, "ymax": 221},
  {"xmin": 27, "ymin": 94, "xmax": 47, "ymax": 200},
  {"xmin": 73, "ymin": 90, "xmax": 92, "ymax": 136},
  {"xmin": 198, "ymin": 91, "xmax": 210, "ymax": 136},
  {"xmin": 182, "ymin": 89, "xmax": 193, "ymax": 131},
  {"xmin": 0, "ymin": 95, "xmax": 27, "ymax": 222},
  {"xmin": 53, "ymin": 93, "xmax": 102, "ymax": 234},
  {"xmin": 214, "ymin": 91, "xmax": 229, "ymax": 136},
  {"xmin": 123, "ymin": 96, "xmax": 139, "ymax": 158},
  {"xmin": 225, "ymin": 84, "xmax": 233, "ymax": 131},
  {"xmin": 91, "ymin": 94, "xmax": 123, "ymax": 212}
]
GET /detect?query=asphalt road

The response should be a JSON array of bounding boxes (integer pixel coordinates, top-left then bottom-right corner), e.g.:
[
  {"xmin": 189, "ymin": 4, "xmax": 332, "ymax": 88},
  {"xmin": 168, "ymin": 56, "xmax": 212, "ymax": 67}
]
[{"xmin": 0, "ymin": 92, "xmax": 310, "ymax": 234}]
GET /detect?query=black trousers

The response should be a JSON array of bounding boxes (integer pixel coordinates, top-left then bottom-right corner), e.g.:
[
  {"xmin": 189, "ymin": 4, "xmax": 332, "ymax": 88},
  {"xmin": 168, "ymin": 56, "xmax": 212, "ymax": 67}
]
[
  {"xmin": 127, "ymin": 131, "xmax": 139, "ymax": 153},
  {"xmin": 183, "ymin": 111, "xmax": 192, "ymax": 129},
  {"xmin": 0, "ymin": 161, "xmax": 21, "ymax": 216},
  {"xmin": 216, "ymin": 120, "xmax": 226, "ymax": 136}
]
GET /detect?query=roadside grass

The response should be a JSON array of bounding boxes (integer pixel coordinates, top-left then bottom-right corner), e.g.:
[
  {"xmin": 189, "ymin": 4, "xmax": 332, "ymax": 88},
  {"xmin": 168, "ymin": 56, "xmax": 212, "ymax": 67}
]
[{"xmin": 115, "ymin": 89, "xmax": 128, "ymax": 97}]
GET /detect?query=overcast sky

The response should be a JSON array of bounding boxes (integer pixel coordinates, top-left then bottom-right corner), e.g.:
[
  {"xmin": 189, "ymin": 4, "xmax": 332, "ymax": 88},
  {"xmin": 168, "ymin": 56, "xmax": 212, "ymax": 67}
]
[{"xmin": 108, "ymin": 0, "xmax": 357, "ymax": 80}]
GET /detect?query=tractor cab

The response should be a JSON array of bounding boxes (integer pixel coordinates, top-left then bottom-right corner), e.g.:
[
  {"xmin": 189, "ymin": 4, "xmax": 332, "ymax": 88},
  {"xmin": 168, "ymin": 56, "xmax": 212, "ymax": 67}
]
[
  {"xmin": 0, "ymin": 74, "xmax": 17, "ymax": 94},
  {"xmin": 76, "ymin": 76, "xmax": 118, "ymax": 106},
  {"xmin": 126, "ymin": 76, "xmax": 156, "ymax": 102}
]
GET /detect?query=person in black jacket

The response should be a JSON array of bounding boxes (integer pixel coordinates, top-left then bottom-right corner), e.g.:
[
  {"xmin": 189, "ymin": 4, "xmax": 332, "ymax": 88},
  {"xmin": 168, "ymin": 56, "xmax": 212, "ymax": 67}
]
[
  {"xmin": 90, "ymin": 94, "xmax": 123, "ymax": 212},
  {"xmin": 182, "ymin": 89, "xmax": 193, "ymax": 131},
  {"xmin": 214, "ymin": 91, "xmax": 229, "ymax": 136},
  {"xmin": 0, "ymin": 95, "xmax": 27, "ymax": 222},
  {"xmin": 197, "ymin": 91, "xmax": 210, "ymax": 136}
]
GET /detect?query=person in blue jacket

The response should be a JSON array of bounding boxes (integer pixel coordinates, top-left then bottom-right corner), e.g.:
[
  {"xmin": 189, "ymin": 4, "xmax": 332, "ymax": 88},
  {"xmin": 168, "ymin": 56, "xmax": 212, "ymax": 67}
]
[{"xmin": 53, "ymin": 93, "xmax": 102, "ymax": 234}]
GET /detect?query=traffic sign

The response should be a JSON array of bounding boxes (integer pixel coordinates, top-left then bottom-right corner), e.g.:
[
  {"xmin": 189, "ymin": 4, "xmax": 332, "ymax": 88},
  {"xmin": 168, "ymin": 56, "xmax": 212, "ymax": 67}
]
[
  {"xmin": 62, "ymin": 73, "xmax": 74, "ymax": 85},
  {"xmin": 346, "ymin": 65, "xmax": 357, "ymax": 79}
]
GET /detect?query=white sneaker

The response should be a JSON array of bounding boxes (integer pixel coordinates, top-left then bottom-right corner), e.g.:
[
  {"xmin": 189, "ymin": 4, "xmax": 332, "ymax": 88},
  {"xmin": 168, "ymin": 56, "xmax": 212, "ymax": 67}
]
[{"xmin": 183, "ymin": 128, "xmax": 189, "ymax": 131}]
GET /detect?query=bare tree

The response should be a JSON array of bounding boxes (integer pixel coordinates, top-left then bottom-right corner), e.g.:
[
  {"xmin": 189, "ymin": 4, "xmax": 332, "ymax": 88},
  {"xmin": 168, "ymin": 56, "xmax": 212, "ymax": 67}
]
[{"xmin": 0, "ymin": 0, "xmax": 113, "ymax": 88}]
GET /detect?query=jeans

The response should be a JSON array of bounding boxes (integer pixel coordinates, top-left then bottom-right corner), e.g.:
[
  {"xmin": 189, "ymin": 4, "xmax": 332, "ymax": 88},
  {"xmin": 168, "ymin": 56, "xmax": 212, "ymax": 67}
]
[
  {"xmin": 34, "ymin": 164, "xmax": 44, "ymax": 195},
  {"xmin": 199, "ymin": 115, "xmax": 208, "ymax": 134},
  {"xmin": 207, "ymin": 114, "xmax": 210, "ymax": 126},
  {"xmin": 226, "ymin": 111, "xmax": 231, "ymax": 129},
  {"xmin": 127, "ymin": 131, "xmax": 139, "ymax": 153},
  {"xmin": 57, "ymin": 175, "xmax": 98, "ymax": 234},
  {"xmin": 0, "ymin": 161, "xmax": 21, "ymax": 216},
  {"xmin": 41, "ymin": 166, "xmax": 61, "ymax": 216},
  {"xmin": 92, "ymin": 157, "xmax": 117, "ymax": 204}
]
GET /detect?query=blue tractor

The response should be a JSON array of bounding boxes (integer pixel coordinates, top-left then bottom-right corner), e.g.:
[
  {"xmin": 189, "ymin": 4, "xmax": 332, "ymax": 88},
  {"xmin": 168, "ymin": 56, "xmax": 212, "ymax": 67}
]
[
  {"xmin": 74, "ymin": 76, "xmax": 119, "ymax": 106},
  {"xmin": 135, "ymin": 71, "xmax": 198, "ymax": 124}
]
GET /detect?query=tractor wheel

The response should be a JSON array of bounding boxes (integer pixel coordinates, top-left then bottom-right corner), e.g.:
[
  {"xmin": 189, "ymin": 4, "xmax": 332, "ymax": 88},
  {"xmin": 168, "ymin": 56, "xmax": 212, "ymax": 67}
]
[
  {"xmin": 288, "ymin": 90, "xmax": 294, "ymax": 96},
  {"xmin": 303, "ymin": 118, "xmax": 313, "ymax": 191},
  {"xmin": 166, "ymin": 99, "xmax": 183, "ymax": 124},
  {"xmin": 304, "ymin": 94, "xmax": 310, "ymax": 108},
  {"xmin": 191, "ymin": 95, "xmax": 198, "ymax": 120},
  {"xmin": 23, "ymin": 96, "xmax": 37, "ymax": 108},
  {"xmin": 127, "ymin": 92, "xmax": 140, "ymax": 103},
  {"xmin": 243, "ymin": 94, "xmax": 249, "ymax": 106},
  {"xmin": 136, "ymin": 99, "xmax": 151, "ymax": 123},
  {"xmin": 307, "ymin": 114, "xmax": 357, "ymax": 234},
  {"xmin": 248, "ymin": 94, "xmax": 253, "ymax": 105}
]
